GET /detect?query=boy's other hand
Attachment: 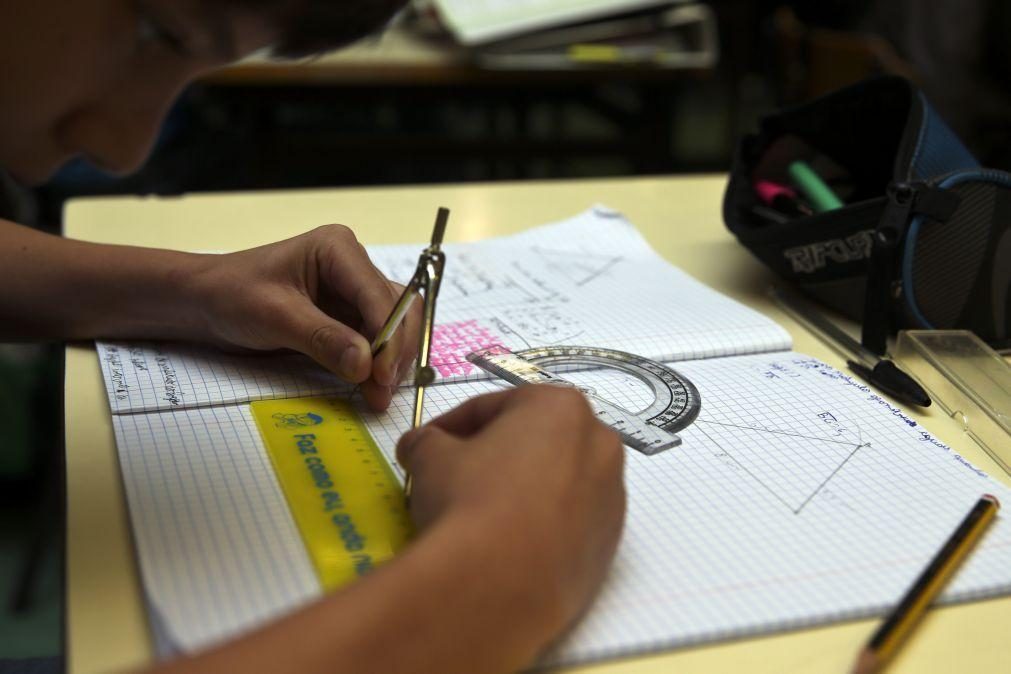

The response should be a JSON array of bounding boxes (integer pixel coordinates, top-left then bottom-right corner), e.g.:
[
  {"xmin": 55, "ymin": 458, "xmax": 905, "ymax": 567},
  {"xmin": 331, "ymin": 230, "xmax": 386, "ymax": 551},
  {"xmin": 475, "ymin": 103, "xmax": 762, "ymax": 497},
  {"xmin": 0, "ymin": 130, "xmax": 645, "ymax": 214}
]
[
  {"xmin": 396, "ymin": 386, "xmax": 627, "ymax": 642},
  {"xmin": 188, "ymin": 224, "xmax": 419, "ymax": 411}
]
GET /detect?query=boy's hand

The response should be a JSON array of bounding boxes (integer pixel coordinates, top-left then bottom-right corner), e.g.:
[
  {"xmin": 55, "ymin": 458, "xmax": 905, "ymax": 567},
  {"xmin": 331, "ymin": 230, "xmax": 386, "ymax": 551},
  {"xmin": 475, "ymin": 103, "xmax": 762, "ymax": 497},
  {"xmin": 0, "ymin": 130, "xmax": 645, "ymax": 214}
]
[
  {"xmin": 157, "ymin": 388, "xmax": 625, "ymax": 674},
  {"xmin": 189, "ymin": 224, "xmax": 419, "ymax": 411},
  {"xmin": 396, "ymin": 386, "xmax": 627, "ymax": 641}
]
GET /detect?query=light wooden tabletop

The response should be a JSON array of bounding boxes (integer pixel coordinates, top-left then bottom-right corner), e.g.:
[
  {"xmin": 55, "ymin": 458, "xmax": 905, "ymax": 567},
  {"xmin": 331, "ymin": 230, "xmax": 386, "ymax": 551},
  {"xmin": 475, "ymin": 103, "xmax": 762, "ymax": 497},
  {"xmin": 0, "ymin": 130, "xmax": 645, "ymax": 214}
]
[
  {"xmin": 64, "ymin": 175, "xmax": 1011, "ymax": 674},
  {"xmin": 200, "ymin": 25, "xmax": 711, "ymax": 87},
  {"xmin": 200, "ymin": 27, "xmax": 467, "ymax": 87}
]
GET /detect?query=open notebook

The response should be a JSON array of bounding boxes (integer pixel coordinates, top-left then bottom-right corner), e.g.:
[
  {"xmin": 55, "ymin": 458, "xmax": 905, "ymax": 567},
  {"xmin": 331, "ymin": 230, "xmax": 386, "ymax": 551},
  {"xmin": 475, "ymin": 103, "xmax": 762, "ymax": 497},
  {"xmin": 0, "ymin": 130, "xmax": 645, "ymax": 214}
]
[
  {"xmin": 99, "ymin": 206, "xmax": 789, "ymax": 415},
  {"xmin": 97, "ymin": 208, "xmax": 1011, "ymax": 666}
]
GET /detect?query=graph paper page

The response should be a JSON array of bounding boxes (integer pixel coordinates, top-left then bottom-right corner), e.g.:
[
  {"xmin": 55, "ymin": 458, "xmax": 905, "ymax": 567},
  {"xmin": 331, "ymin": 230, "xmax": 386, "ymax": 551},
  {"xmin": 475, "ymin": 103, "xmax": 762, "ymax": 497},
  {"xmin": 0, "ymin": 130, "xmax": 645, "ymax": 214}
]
[
  {"xmin": 97, "ymin": 342, "xmax": 354, "ymax": 414},
  {"xmin": 97, "ymin": 207, "xmax": 790, "ymax": 414},
  {"xmin": 112, "ymin": 353, "xmax": 1011, "ymax": 660},
  {"xmin": 111, "ymin": 403, "xmax": 320, "ymax": 651}
]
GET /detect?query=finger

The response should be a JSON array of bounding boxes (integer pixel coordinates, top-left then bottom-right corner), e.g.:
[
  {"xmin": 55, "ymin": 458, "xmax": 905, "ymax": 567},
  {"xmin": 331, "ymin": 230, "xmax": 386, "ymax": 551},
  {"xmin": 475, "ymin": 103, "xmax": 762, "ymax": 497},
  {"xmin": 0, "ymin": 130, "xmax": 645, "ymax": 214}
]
[
  {"xmin": 395, "ymin": 423, "xmax": 460, "ymax": 475},
  {"xmin": 465, "ymin": 385, "xmax": 597, "ymax": 449},
  {"xmin": 317, "ymin": 228, "xmax": 402, "ymax": 346},
  {"xmin": 360, "ymin": 379, "xmax": 394, "ymax": 412},
  {"xmin": 392, "ymin": 285, "xmax": 423, "ymax": 384},
  {"xmin": 425, "ymin": 388, "xmax": 522, "ymax": 438},
  {"xmin": 270, "ymin": 295, "xmax": 372, "ymax": 383},
  {"xmin": 371, "ymin": 283, "xmax": 410, "ymax": 387}
]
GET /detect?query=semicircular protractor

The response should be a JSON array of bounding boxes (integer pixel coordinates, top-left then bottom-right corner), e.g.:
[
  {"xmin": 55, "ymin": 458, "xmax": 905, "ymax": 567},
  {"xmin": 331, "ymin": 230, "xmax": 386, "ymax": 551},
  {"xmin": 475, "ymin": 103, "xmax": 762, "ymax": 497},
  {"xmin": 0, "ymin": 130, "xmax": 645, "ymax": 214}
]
[{"xmin": 467, "ymin": 345, "xmax": 701, "ymax": 455}]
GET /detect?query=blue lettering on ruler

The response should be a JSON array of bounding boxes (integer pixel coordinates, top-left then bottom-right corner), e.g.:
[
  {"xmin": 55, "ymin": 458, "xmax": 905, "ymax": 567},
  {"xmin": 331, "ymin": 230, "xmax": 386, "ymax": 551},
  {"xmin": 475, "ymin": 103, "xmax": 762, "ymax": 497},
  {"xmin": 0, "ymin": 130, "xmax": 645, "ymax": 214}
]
[{"xmin": 292, "ymin": 431, "xmax": 375, "ymax": 572}]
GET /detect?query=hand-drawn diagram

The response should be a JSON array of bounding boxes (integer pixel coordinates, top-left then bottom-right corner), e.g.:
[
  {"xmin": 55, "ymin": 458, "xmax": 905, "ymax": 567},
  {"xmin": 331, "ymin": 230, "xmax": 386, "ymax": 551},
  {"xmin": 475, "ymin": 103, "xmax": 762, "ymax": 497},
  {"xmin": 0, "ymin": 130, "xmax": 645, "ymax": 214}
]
[
  {"xmin": 694, "ymin": 413, "xmax": 869, "ymax": 514},
  {"xmin": 499, "ymin": 306, "xmax": 585, "ymax": 345},
  {"xmin": 684, "ymin": 359, "xmax": 872, "ymax": 515},
  {"xmin": 530, "ymin": 246, "xmax": 624, "ymax": 287},
  {"xmin": 381, "ymin": 250, "xmax": 566, "ymax": 308}
]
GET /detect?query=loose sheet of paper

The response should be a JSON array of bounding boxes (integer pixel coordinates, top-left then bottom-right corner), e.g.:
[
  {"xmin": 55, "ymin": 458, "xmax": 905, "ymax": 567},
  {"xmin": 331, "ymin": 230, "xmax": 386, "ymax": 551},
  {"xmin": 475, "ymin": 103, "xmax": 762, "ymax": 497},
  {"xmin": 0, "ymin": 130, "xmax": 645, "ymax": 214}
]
[
  {"xmin": 111, "ymin": 353, "xmax": 1011, "ymax": 663},
  {"xmin": 98, "ymin": 207, "xmax": 790, "ymax": 414},
  {"xmin": 431, "ymin": 0, "xmax": 680, "ymax": 44}
]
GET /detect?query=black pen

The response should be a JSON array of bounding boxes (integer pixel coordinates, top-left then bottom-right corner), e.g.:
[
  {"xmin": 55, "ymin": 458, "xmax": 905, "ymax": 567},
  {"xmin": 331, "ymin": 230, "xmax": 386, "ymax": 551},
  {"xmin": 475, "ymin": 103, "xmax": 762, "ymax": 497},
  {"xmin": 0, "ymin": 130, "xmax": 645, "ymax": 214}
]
[{"xmin": 771, "ymin": 287, "xmax": 931, "ymax": 408}]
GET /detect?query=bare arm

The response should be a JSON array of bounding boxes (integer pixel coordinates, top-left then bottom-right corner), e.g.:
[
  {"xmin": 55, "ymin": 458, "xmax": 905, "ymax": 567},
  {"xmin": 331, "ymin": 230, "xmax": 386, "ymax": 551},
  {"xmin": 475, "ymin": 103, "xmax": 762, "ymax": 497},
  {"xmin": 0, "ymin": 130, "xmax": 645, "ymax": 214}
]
[
  {"xmin": 0, "ymin": 218, "xmax": 205, "ymax": 341},
  {"xmin": 4, "ymin": 218, "xmax": 627, "ymax": 670},
  {"xmin": 0, "ymin": 218, "xmax": 417, "ymax": 409}
]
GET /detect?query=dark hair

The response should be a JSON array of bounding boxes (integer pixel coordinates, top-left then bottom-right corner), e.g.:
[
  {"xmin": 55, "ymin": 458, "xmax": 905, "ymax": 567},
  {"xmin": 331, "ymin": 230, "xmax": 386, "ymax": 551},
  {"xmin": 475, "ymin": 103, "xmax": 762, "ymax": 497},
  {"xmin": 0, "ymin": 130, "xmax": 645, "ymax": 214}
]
[{"xmin": 225, "ymin": 0, "xmax": 411, "ymax": 58}]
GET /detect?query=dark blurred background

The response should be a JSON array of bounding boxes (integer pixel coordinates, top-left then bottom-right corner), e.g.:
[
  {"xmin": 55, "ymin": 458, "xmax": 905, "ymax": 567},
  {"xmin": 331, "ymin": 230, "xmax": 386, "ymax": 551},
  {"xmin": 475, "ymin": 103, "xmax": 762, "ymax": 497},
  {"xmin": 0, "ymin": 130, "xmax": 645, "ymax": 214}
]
[{"xmin": 3, "ymin": 0, "xmax": 1010, "ymax": 670}]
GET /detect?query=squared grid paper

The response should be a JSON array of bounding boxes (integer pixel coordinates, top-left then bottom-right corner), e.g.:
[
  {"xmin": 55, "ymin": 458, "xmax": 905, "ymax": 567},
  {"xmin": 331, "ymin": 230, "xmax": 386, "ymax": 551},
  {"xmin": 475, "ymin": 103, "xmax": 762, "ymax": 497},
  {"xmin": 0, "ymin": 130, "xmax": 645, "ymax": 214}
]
[
  {"xmin": 362, "ymin": 354, "xmax": 1011, "ymax": 667},
  {"xmin": 98, "ymin": 341, "xmax": 354, "ymax": 414},
  {"xmin": 97, "ymin": 207, "xmax": 790, "ymax": 414},
  {"xmin": 111, "ymin": 404, "xmax": 320, "ymax": 651},
  {"xmin": 110, "ymin": 352, "xmax": 1011, "ymax": 664},
  {"xmin": 536, "ymin": 353, "xmax": 1011, "ymax": 667}
]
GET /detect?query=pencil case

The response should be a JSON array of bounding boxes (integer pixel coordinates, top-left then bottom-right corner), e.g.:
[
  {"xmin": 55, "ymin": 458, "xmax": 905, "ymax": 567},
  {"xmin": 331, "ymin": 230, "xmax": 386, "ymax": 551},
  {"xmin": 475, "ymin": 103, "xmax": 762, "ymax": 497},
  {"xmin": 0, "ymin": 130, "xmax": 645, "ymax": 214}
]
[{"xmin": 723, "ymin": 76, "xmax": 1011, "ymax": 352}]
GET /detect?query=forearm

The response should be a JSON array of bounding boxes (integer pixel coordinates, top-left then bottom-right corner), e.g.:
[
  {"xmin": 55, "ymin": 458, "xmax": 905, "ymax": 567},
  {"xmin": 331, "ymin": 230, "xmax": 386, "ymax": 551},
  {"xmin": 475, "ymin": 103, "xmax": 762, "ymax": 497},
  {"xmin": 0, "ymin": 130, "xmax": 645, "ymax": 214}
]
[
  {"xmin": 154, "ymin": 511, "xmax": 567, "ymax": 674},
  {"xmin": 0, "ymin": 218, "xmax": 205, "ymax": 341}
]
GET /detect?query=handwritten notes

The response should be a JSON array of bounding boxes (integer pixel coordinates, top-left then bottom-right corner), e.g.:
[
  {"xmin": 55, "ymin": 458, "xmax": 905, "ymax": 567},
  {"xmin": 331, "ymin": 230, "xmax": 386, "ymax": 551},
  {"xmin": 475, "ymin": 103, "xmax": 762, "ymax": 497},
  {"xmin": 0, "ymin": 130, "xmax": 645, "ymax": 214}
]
[
  {"xmin": 102, "ymin": 344, "xmax": 185, "ymax": 406},
  {"xmin": 98, "ymin": 208, "xmax": 790, "ymax": 414},
  {"xmin": 98, "ymin": 342, "xmax": 353, "ymax": 414}
]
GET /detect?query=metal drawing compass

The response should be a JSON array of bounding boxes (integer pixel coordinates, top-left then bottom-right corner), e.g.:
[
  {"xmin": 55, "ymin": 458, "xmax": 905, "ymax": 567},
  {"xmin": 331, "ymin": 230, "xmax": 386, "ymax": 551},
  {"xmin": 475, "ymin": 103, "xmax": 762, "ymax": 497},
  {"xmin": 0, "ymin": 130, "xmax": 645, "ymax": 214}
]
[{"xmin": 467, "ymin": 345, "xmax": 701, "ymax": 455}]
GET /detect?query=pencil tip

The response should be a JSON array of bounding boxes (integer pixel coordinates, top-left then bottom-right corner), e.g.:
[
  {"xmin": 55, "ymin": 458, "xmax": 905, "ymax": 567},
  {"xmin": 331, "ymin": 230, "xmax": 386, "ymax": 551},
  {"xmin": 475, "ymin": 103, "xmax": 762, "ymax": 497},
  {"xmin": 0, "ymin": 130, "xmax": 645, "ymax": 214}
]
[{"xmin": 851, "ymin": 649, "xmax": 880, "ymax": 674}]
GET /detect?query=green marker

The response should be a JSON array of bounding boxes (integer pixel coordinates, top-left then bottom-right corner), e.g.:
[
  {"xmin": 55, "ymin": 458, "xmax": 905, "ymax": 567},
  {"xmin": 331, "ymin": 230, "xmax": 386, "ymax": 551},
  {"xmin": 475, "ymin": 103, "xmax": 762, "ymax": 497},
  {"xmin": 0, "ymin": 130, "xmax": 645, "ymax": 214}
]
[{"xmin": 788, "ymin": 160, "xmax": 843, "ymax": 212}]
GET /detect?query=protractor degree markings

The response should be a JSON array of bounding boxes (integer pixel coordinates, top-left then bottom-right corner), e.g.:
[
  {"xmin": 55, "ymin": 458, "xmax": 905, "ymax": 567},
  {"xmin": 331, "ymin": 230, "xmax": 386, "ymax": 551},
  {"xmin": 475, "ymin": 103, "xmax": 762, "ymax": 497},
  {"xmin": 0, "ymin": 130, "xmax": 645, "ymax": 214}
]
[{"xmin": 696, "ymin": 419, "xmax": 859, "ymax": 447}]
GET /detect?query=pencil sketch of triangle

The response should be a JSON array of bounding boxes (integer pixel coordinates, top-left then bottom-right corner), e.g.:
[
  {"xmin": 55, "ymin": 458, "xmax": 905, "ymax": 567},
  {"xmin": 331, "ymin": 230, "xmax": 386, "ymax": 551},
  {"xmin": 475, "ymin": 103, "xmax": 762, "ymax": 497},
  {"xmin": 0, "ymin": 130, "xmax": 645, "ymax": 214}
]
[
  {"xmin": 694, "ymin": 415, "xmax": 869, "ymax": 515},
  {"xmin": 530, "ymin": 246, "xmax": 623, "ymax": 287}
]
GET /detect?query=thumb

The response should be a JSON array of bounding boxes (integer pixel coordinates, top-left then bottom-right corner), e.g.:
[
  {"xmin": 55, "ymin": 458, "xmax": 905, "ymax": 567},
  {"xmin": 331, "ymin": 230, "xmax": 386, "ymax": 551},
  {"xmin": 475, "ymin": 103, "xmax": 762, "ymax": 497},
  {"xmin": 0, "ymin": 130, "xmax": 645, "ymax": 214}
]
[{"xmin": 273, "ymin": 299, "xmax": 372, "ymax": 383}]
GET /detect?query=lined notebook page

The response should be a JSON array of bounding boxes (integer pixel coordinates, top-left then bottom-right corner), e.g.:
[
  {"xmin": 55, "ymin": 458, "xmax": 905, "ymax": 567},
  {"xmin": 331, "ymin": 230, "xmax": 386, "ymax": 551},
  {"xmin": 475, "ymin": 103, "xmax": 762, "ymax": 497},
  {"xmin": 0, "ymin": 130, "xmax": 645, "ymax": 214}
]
[
  {"xmin": 98, "ymin": 207, "xmax": 790, "ymax": 414},
  {"xmin": 111, "ymin": 353, "xmax": 1011, "ymax": 661}
]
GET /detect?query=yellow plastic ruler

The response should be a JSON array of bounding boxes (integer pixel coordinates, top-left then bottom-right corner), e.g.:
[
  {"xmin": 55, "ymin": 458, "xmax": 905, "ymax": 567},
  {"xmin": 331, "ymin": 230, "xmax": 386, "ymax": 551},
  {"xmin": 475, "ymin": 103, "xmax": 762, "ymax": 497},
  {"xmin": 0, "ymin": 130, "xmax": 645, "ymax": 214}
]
[{"xmin": 250, "ymin": 396, "xmax": 412, "ymax": 591}]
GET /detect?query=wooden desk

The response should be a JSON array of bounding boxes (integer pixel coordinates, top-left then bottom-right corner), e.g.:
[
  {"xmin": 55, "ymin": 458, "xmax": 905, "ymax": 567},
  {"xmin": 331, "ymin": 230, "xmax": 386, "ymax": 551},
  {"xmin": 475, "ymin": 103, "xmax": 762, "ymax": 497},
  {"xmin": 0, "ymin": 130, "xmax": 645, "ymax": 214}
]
[
  {"xmin": 65, "ymin": 176, "xmax": 1011, "ymax": 674},
  {"xmin": 201, "ymin": 27, "xmax": 469, "ymax": 87},
  {"xmin": 201, "ymin": 24, "xmax": 712, "ymax": 87}
]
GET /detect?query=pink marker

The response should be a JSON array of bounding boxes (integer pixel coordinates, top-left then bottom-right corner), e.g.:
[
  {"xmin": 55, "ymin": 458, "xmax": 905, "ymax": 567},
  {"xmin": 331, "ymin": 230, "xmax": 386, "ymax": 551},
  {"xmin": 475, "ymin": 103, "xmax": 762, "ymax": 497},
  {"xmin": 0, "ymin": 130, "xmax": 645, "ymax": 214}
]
[
  {"xmin": 753, "ymin": 179, "xmax": 810, "ymax": 217},
  {"xmin": 754, "ymin": 179, "xmax": 798, "ymax": 205}
]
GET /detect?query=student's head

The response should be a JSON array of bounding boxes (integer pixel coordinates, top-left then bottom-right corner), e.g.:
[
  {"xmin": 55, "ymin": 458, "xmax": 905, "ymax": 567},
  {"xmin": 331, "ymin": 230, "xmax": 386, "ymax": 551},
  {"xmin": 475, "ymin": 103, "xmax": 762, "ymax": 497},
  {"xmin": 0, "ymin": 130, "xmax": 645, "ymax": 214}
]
[{"xmin": 0, "ymin": 0, "xmax": 407, "ymax": 185}]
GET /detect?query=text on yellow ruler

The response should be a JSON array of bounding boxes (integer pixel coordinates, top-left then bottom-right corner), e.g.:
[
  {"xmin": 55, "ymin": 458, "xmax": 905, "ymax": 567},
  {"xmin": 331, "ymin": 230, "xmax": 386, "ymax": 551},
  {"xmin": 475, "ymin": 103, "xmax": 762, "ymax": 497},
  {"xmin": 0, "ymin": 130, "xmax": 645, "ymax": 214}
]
[{"xmin": 251, "ymin": 396, "xmax": 412, "ymax": 591}]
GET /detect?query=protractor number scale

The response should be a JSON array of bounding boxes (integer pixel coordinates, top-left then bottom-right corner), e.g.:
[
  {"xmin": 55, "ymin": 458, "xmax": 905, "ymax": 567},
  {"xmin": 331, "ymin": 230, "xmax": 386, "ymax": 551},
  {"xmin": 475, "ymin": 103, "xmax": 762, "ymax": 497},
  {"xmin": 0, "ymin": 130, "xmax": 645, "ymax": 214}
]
[{"xmin": 467, "ymin": 346, "xmax": 701, "ymax": 455}]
